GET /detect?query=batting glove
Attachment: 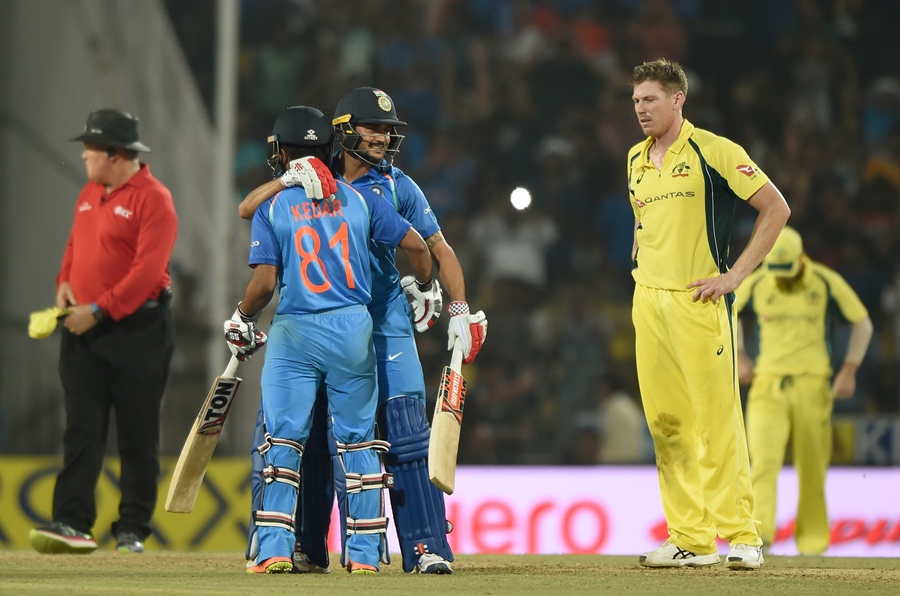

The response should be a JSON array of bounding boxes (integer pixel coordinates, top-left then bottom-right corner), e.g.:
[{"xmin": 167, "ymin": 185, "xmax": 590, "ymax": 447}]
[
  {"xmin": 224, "ymin": 304, "xmax": 267, "ymax": 361},
  {"xmin": 447, "ymin": 302, "xmax": 487, "ymax": 364},
  {"xmin": 401, "ymin": 275, "xmax": 443, "ymax": 333},
  {"xmin": 279, "ymin": 156, "xmax": 338, "ymax": 201}
]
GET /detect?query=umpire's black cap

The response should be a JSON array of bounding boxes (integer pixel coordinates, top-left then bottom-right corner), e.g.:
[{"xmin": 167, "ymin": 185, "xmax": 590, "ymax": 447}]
[
  {"xmin": 332, "ymin": 87, "xmax": 407, "ymax": 128},
  {"xmin": 270, "ymin": 106, "xmax": 334, "ymax": 147},
  {"xmin": 69, "ymin": 109, "xmax": 151, "ymax": 152}
]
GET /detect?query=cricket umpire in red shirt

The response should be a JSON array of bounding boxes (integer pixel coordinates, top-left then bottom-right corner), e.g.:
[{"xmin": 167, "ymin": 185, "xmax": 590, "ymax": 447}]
[{"xmin": 29, "ymin": 109, "xmax": 178, "ymax": 555}]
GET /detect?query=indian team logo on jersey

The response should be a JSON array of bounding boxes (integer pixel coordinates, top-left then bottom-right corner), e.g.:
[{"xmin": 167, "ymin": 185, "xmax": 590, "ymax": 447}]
[
  {"xmin": 370, "ymin": 186, "xmax": 383, "ymax": 196},
  {"xmin": 671, "ymin": 162, "xmax": 691, "ymax": 177},
  {"xmin": 736, "ymin": 164, "xmax": 758, "ymax": 177}
]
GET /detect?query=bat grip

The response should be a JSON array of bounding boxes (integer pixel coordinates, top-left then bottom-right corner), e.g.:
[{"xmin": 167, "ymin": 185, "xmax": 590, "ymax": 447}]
[
  {"xmin": 223, "ymin": 355, "xmax": 240, "ymax": 378},
  {"xmin": 450, "ymin": 338, "xmax": 464, "ymax": 371}
]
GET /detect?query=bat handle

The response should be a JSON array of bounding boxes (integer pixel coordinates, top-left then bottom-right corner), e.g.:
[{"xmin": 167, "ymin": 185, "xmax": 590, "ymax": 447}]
[
  {"xmin": 223, "ymin": 355, "xmax": 240, "ymax": 378},
  {"xmin": 450, "ymin": 338, "xmax": 464, "ymax": 371}
]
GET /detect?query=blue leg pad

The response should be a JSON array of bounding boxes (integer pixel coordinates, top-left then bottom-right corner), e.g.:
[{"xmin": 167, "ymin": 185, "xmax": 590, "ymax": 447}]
[
  {"xmin": 247, "ymin": 393, "xmax": 333, "ymax": 567},
  {"xmin": 380, "ymin": 396, "xmax": 454, "ymax": 572},
  {"xmin": 246, "ymin": 402, "xmax": 266, "ymax": 562}
]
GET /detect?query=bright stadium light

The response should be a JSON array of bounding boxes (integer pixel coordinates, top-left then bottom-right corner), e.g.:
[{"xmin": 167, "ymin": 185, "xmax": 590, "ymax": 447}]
[{"xmin": 510, "ymin": 186, "xmax": 532, "ymax": 210}]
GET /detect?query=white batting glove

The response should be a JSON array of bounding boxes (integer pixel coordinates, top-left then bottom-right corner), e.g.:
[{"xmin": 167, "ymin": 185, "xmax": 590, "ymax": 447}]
[
  {"xmin": 279, "ymin": 156, "xmax": 337, "ymax": 201},
  {"xmin": 447, "ymin": 302, "xmax": 487, "ymax": 364},
  {"xmin": 401, "ymin": 275, "xmax": 443, "ymax": 333},
  {"xmin": 223, "ymin": 304, "xmax": 267, "ymax": 362}
]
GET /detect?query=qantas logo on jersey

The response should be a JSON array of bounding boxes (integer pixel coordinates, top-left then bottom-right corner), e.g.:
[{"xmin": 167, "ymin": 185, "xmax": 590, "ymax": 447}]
[
  {"xmin": 78, "ymin": 202, "xmax": 92, "ymax": 212},
  {"xmin": 762, "ymin": 313, "xmax": 819, "ymax": 323},
  {"xmin": 635, "ymin": 191, "xmax": 696, "ymax": 207},
  {"xmin": 291, "ymin": 199, "xmax": 344, "ymax": 222},
  {"xmin": 736, "ymin": 164, "xmax": 758, "ymax": 177}
]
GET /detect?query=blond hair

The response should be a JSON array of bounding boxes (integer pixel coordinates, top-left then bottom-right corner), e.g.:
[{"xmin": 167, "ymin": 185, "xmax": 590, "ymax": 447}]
[{"xmin": 631, "ymin": 59, "xmax": 688, "ymax": 97}]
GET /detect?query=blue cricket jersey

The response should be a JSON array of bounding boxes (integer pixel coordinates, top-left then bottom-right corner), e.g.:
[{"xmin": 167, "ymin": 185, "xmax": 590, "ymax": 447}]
[
  {"xmin": 249, "ymin": 180, "xmax": 413, "ymax": 315},
  {"xmin": 338, "ymin": 164, "xmax": 440, "ymax": 316}
]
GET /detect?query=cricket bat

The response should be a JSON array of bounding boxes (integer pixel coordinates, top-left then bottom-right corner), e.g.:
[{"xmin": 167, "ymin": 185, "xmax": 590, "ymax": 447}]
[
  {"xmin": 428, "ymin": 339, "xmax": 467, "ymax": 495},
  {"xmin": 165, "ymin": 356, "xmax": 242, "ymax": 513}
]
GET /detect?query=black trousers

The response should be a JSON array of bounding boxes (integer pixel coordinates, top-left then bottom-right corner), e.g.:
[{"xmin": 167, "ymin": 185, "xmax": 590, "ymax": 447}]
[{"xmin": 53, "ymin": 304, "xmax": 174, "ymax": 540}]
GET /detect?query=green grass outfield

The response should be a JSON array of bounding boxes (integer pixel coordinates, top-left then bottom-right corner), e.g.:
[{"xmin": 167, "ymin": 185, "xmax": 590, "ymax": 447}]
[{"xmin": 1, "ymin": 552, "xmax": 899, "ymax": 595}]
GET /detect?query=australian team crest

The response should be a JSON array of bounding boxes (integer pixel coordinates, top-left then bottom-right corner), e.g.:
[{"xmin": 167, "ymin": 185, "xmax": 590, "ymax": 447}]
[{"xmin": 671, "ymin": 162, "xmax": 690, "ymax": 177}]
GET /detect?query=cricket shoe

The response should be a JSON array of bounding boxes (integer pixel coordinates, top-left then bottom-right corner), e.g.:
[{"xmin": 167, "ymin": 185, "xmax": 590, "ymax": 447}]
[
  {"xmin": 29, "ymin": 522, "xmax": 97, "ymax": 554},
  {"xmin": 639, "ymin": 540, "xmax": 720, "ymax": 568},
  {"xmin": 247, "ymin": 556, "xmax": 293, "ymax": 574},
  {"xmin": 416, "ymin": 552, "xmax": 452, "ymax": 574},
  {"xmin": 725, "ymin": 544, "xmax": 764, "ymax": 570},
  {"xmin": 347, "ymin": 561, "xmax": 379, "ymax": 575},
  {"xmin": 293, "ymin": 549, "xmax": 330, "ymax": 574},
  {"xmin": 115, "ymin": 532, "xmax": 144, "ymax": 554}
]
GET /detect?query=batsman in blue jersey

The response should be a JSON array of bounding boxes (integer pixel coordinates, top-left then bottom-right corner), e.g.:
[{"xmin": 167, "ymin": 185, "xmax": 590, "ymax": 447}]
[
  {"xmin": 225, "ymin": 106, "xmax": 437, "ymax": 575},
  {"xmin": 240, "ymin": 88, "xmax": 487, "ymax": 575}
]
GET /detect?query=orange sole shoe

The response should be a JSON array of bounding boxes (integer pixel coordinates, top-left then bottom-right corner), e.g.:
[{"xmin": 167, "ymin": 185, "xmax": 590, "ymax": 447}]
[{"xmin": 247, "ymin": 556, "xmax": 293, "ymax": 574}]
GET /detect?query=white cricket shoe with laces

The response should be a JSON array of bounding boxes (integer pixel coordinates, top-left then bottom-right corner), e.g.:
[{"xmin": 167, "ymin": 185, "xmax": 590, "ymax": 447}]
[
  {"xmin": 417, "ymin": 552, "xmax": 452, "ymax": 574},
  {"xmin": 725, "ymin": 543, "xmax": 764, "ymax": 570},
  {"xmin": 639, "ymin": 540, "xmax": 720, "ymax": 568}
]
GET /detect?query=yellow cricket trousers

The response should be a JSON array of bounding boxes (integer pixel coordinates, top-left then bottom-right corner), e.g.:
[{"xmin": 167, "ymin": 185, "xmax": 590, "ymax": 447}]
[
  {"xmin": 745, "ymin": 373, "xmax": 832, "ymax": 554},
  {"xmin": 633, "ymin": 285, "xmax": 760, "ymax": 552}
]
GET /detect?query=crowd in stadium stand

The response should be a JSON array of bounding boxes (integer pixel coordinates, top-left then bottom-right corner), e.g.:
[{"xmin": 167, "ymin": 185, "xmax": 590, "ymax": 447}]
[{"xmin": 165, "ymin": 0, "xmax": 900, "ymax": 464}]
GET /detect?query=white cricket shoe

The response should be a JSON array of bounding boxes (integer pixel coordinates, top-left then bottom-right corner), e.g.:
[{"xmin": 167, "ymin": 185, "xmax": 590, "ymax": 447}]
[
  {"xmin": 639, "ymin": 540, "xmax": 720, "ymax": 568},
  {"xmin": 725, "ymin": 543, "xmax": 764, "ymax": 570},
  {"xmin": 417, "ymin": 552, "xmax": 453, "ymax": 574}
]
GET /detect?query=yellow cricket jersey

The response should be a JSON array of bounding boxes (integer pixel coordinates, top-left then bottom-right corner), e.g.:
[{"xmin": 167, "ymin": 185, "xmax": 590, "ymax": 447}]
[
  {"xmin": 734, "ymin": 257, "xmax": 869, "ymax": 376},
  {"xmin": 627, "ymin": 120, "xmax": 769, "ymax": 291}
]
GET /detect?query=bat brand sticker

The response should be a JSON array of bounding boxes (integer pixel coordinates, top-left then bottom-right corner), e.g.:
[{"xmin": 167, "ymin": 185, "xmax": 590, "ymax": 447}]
[
  {"xmin": 438, "ymin": 367, "xmax": 467, "ymax": 424},
  {"xmin": 198, "ymin": 379, "xmax": 239, "ymax": 435}
]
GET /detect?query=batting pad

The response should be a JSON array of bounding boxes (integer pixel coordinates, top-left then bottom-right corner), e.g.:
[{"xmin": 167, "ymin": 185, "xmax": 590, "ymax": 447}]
[{"xmin": 380, "ymin": 396, "xmax": 454, "ymax": 572}]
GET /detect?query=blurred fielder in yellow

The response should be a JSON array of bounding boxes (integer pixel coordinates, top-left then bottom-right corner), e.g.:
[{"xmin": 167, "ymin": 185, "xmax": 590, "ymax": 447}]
[{"xmin": 734, "ymin": 226, "xmax": 873, "ymax": 555}]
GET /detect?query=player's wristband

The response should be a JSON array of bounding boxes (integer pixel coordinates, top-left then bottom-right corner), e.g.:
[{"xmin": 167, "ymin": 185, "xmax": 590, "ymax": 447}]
[
  {"xmin": 91, "ymin": 303, "xmax": 105, "ymax": 321},
  {"xmin": 237, "ymin": 303, "xmax": 260, "ymax": 323},
  {"xmin": 448, "ymin": 301, "xmax": 469, "ymax": 316}
]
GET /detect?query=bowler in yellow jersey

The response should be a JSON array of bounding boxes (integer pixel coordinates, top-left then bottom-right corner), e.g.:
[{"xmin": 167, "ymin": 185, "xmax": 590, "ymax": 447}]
[
  {"xmin": 628, "ymin": 59, "xmax": 791, "ymax": 570},
  {"xmin": 735, "ymin": 226, "xmax": 872, "ymax": 555}
]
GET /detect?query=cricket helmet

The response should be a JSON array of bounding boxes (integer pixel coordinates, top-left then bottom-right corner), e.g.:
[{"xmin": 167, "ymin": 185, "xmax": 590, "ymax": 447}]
[
  {"xmin": 332, "ymin": 87, "xmax": 406, "ymax": 168},
  {"xmin": 267, "ymin": 106, "xmax": 335, "ymax": 176}
]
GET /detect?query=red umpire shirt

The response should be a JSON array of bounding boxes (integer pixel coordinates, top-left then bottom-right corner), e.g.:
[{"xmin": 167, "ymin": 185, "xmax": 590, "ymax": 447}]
[{"xmin": 57, "ymin": 163, "xmax": 177, "ymax": 321}]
